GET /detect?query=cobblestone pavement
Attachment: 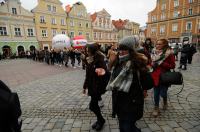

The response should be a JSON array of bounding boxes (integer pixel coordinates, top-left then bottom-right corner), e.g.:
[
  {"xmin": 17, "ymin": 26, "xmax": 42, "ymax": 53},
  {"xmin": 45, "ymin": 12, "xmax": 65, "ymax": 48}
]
[{"xmin": 0, "ymin": 53, "xmax": 199, "ymax": 132}]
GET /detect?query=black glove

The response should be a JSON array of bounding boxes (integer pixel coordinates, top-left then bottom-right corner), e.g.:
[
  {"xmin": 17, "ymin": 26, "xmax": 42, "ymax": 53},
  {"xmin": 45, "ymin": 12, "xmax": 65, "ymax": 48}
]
[{"xmin": 152, "ymin": 62, "xmax": 159, "ymax": 70}]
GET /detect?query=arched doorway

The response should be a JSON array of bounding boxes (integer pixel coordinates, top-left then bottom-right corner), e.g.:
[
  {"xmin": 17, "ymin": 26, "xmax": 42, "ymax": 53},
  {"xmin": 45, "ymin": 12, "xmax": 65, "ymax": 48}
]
[
  {"xmin": 17, "ymin": 46, "xmax": 25, "ymax": 58},
  {"xmin": 30, "ymin": 45, "xmax": 36, "ymax": 51},
  {"xmin": 2, "ymin": 45, "xmax": 11, "ymax": 58}
]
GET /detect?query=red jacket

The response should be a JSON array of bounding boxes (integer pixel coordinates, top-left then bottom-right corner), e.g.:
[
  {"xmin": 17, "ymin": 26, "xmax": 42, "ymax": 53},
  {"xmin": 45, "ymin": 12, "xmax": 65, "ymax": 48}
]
[{"xmin": 151, "ymin": 54, "xmax": 175, "ymax": 87}]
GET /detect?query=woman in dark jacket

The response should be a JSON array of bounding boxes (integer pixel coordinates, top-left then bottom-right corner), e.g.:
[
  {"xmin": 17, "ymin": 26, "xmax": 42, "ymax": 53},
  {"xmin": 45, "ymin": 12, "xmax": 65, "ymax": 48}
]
[
  {"xmin": 107, "ymin": 36, "xmax": 148, "ymax": 132},
  {"xmin": 83, "ymin": 43, "xmax": 107, "ymax": 131}
]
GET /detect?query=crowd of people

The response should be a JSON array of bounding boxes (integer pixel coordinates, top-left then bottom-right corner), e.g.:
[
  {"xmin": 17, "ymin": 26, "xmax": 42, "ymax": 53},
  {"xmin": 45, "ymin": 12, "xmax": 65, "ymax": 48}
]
[
  {"xmin": 81, "ymin": 36, "xmax": 197, "ymax": 132},
  {"xmin": 0, "ymin": 36, "xmax": 198, "ymax": 132}
]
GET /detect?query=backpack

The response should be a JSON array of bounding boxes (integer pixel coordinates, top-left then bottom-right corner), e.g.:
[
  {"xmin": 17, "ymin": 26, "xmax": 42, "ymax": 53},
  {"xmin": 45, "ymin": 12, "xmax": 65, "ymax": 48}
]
[{"xmin": 0, "ymin": 80, "xmax": 22, "ymax": 132}]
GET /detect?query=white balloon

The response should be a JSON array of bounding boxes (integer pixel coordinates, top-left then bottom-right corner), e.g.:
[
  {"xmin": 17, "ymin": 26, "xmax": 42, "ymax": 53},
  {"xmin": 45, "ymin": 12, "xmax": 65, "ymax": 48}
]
[{"xmin": 52, "ymin": 34, "xmax": 71, "ymax": 49}]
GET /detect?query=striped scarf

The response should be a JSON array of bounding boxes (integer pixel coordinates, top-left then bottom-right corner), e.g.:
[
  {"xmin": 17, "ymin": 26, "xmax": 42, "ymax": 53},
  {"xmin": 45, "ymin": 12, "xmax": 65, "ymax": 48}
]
[{"xmin": 106, "ymin": 61, "xmax": 133, "ymax": 93}]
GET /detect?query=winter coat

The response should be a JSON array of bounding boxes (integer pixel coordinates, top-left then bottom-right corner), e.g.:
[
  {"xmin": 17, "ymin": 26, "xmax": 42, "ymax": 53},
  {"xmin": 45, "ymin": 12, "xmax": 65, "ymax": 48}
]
[
  {"xmin": 83, "ymin": 53, "xmax": 107, "ymax": 96},
  {"xmin": 180, "ymin": 44, "xmax": 190, "ymax": 64},
  {"xmin": 112, "ymin": 62, "xmax": 144, "ymax": 121},
  {"xmin": 151, "ymin": 54, "xmax": 175, "ymax": 87}
]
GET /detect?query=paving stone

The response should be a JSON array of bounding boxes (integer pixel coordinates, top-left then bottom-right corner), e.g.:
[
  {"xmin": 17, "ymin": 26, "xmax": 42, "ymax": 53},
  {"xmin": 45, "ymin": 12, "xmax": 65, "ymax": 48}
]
[
  {"xmin": 65, "ymin": 119, "xmax": 74, "ymax": 124},
  {"xmin": 44, "ymin": 123, "xmax": 55, "ymax": 129},
  {"xmin": 148, "ymin": 123, "xmax": 161, "ymax": 131},
  {"xmin": 71, "ymin": 128, "xmax": 81, "ymax": 132},
  {"xmin": 174, "ymin": 127, "xmax": 187, "ymax": 132},
  {"xmin": 62, "ymin": 124, "xmax": 72, "ymax": 131},
  {"xmin": 32, "ymin": 126, "xmax": 44, "ymax": 132},
  {"xmin": 160, "ymin": 125, "xmax": 173, "ymax": 132},
  {"xmin": 179, "ymin": 121, "xmax": 194, "ymax": 129},
  {"xmin": 166, "ymin": 121, "xmax": 180, "ymax": 128}
]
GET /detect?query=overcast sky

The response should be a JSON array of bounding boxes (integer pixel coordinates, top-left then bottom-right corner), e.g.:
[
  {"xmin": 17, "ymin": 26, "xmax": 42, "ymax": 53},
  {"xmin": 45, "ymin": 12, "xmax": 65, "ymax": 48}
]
[{"xmin": 20, "ymin": 0, "xmax": 157, "ymax": 27}]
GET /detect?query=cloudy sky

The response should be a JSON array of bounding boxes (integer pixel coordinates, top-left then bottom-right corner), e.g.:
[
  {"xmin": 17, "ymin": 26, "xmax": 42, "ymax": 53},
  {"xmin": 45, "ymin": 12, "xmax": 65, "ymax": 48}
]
[{"xmin": 20, "ymin": 0, "xmax": 157, "ymax": 27}]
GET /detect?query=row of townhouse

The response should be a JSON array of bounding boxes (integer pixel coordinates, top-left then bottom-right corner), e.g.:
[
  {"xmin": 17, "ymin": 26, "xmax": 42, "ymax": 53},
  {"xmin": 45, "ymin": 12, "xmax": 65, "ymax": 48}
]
[
  {"xmin": 0, "ymin": 0, "xmax": 140, "ymax": 58},
  {"xmin": 147, "ymin": 0, "xmax": 200, "ymax": 44}
]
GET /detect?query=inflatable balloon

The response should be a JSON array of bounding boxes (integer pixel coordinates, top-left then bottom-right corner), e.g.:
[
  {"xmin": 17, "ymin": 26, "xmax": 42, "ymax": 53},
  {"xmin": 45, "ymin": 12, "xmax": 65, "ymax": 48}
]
[
  {"xmin": 52, "ymin": 34, "xmax": 71, "ymax": 49},
  {"xmin": 72, "ymin": 35, "xmax": 87, "ymax": 49}
]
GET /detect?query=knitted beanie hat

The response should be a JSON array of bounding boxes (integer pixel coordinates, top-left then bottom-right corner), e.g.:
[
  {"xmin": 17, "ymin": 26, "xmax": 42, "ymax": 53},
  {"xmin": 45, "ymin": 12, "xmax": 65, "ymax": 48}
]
[{"xmin": 119, "ymin": 36, "xmax": 139, "ymax": 51}]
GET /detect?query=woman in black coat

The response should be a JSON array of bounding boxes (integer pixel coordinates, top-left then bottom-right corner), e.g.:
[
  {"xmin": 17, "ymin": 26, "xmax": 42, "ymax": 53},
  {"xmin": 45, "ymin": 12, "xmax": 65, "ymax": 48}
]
[
  {"xmin": 107, "ymin": 36, "xmax": 147, "ymax": 132},
  {"xmin": 83, "ymin": 43, "xmax": 107, "ymax": 131}
]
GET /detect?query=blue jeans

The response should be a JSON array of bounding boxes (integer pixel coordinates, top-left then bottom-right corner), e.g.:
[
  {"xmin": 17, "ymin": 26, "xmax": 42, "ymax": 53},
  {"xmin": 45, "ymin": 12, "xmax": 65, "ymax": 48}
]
[
  {"xmin": 118, "ymin": 113, "xmax": 141, "ymax": 132},
  {"xmin": 154, "ymin": 85, "xmax": 168, "ymax": 107}
]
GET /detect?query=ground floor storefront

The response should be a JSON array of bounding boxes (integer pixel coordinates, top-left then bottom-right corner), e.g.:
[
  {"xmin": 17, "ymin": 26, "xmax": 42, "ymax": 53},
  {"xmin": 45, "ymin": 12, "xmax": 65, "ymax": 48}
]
[{"xmin": 0, "ymin": 41, "xmax": 39, "ymax": 58}]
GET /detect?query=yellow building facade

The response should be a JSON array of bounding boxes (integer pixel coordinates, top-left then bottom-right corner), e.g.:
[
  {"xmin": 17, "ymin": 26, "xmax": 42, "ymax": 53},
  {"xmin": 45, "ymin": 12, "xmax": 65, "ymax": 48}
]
[
  {"xmin": 32, "ymin": 0, "xmax": 67, "ymax": 50},
  {"xmin": 66, "ymin": 2, "xmax": 93, "ymax": 42},
  {"xmin": 147, "ymin": 0, "xmax": 200, "ymax": 44}
]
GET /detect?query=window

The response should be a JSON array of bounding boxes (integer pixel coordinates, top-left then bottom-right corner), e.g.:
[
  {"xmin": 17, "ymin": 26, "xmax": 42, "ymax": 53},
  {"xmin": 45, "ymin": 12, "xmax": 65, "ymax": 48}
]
[
  {"xmin": 188, "ymin": 0, "xmax": 193, "ymax": 3},
  {"xmin": 86, "ymin": 23, "xmax": 89, "ymax": 28},
  {"xmin": 51, "ymin": 18, "xmax": 56, "ymax": 25},
  {"xmin": 70, "ymin": 20, "xmax": 74, "ymax": 27},
  {"xmin": 52, "ymin": 6, "xmax": 56, "ymax": 12},
  {"xmin": 94, "ymin": 32, "xmax": 97, "ymax": 39},
  {"xmin": 41, "ymin": 29, "xmax": 47, "ymax": 37},
  {"xmin": 0, "ymin": 27, "xmax": 7, "ymax": 36},
  {"xmin": 186, "ymin": 22, "xmax": 192, "ymax": 30},
  {"xmin": 174, "ymin": 0, "xmax": 179, "ymax": 7},
  {"xmin": 86, "ymin": 33, "xmax": 90, "ymax": 40},
  {"xmin": 173, "ymin": 11, "xmax": 179, "ymax": 18},
  {"xmin": 188, "ymin": 8, "xmax": 193, "ymax": 15},
  {"xmin": 61, "ymin": 30, "xmax": 66, "ymax": 34},
  {"xmin": 12, "ymin": 8, "xmax": 17, "ymax": 14},
  {"xmin": 28, "ymin": 28, "xmax": 34, "ymax": 36},
  {"xmin": 79, "ymin": 22, "xmax": 82, "ymax": 27},
  {"xmin": 47, "ymin": 5, "xmax": 51, "ymax": 11},
  {"xmin": 15, "ymin": 28, "xmax": 21, "ymax": 36},
  {"xmin": 160, "ymin": 26, "xmax": 165, "ymax": 34},
  {"xmin": 151, "ymin": 16, "xmax": 157, "ymax": 22},
  {"xmin": 40, "ymin": 16, "xmax": 45, "ymax": 23},
  {"xmin": 161, "ymin": 4, "xmax": 166, "ymax": 10},
  {"xmin": 172, "ymin": 23, "xmax": 178, "ymax": 32},
  {"xmin": 161, "ymin": 13, "xmax": 166, "ymax": 20},
  {"xmin": 61, "ymin": 19, "xmax": 65, "ymax": 25},
  {"xmin": 78, "ymin": 32, "xmax": 82, "ymax": 35},
  {"xmin": 70, "ymin": 31, "xmax": 74, "ymax": 38},
  {"xmin": 52, "ymin": 29, "xmax": 57, "ymax": 37}
]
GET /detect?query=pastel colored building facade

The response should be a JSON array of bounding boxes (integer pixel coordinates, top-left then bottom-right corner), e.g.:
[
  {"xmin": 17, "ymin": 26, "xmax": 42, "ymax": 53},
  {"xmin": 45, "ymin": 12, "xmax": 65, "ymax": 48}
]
[
  {"xmin": 147, "ymin": 0, "xmax": 200, "ymax": 44},
  {"xmin": 32, "ymin": 0, "xmax": 67, "ymax": 50},
  {"xmin": 91, "ymin": 9, "xmax": 118, "ymax": 46},
  {"xmin": 0, "ymin": 0, "xmax": 38, "ymax": 58},
  {"xmin": 65, "ymin": 2, "xmax": 93, "ymax": 42}
]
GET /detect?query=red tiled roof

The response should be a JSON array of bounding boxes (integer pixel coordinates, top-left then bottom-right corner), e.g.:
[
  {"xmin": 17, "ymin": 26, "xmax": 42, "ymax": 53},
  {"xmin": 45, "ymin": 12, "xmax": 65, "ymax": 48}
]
[
  {"xmin": 65, "ymin": 4, "xmax": 71, "ymax": 13},
  {"xmin": 112, "ymin": 19, "xmax": 127, "ymax": 30},
  {"xmin": 90, "ymin": 13, "xmax": 97, "ymax": 22}
]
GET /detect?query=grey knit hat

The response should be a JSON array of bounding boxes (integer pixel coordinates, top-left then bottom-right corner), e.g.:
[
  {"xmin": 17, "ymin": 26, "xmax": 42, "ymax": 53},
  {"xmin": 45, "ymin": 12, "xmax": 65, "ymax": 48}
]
[{"xmin": 119, "ymin": 36, "xmax": 139, "ymax": 50}]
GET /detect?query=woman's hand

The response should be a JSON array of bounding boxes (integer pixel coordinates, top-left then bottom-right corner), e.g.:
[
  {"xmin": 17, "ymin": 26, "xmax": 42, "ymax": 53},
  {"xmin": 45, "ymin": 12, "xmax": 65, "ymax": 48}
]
[{"xmin": 95, "ymin": 68, "xmax": 106, "ymax": 76}]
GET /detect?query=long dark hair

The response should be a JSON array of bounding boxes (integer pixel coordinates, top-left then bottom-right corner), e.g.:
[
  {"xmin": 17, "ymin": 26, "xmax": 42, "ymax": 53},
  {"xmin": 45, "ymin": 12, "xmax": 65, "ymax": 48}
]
[{"xmin": 129, "ymin": 49, "xmax": 148, "ymax": 73}]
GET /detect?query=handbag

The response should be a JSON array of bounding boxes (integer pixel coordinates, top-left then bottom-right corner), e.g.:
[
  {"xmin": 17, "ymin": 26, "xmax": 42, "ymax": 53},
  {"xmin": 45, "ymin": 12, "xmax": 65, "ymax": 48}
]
[{"xmin": 160, "ymin": 70, "xmax": 183, "ymax": 85}]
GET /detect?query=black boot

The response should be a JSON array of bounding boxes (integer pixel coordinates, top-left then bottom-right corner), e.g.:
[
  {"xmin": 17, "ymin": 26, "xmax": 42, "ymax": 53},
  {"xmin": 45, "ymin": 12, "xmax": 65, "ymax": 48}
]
[
  {"xmin": 95, "ymin": 118, "xmax": 105, "ymax": 131},
  {"xmin": 178, "ymin": 65, "xmax": 182, "ymax": 69}
]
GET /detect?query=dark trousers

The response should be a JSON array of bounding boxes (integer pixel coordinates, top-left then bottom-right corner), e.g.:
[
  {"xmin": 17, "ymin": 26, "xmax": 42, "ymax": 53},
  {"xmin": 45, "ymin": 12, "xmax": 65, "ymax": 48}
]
[
  {"xmin": 89, "ymin": 96, "xmax": 104, "ymax": 122},
  {"xmin": 112, "ymin": 90, "xmax": 117, "ymax": 117},
  {"xmin": 118, "ymin": 113, "xmax": 141, "ymax": 132},
  {"xmin": 187, "ymin": 55, "xmax": 193, "ymax": 64},
  {"xmin": 154, "ymin": 85, "xmax": 168, "ymax": 107}
]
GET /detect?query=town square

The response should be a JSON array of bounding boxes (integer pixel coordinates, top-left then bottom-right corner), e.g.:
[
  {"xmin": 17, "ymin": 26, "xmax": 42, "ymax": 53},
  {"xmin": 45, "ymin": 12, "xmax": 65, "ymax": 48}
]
[{"xmin": 0, "ymin": 0, "xmax": 200, "ymax": 132}]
